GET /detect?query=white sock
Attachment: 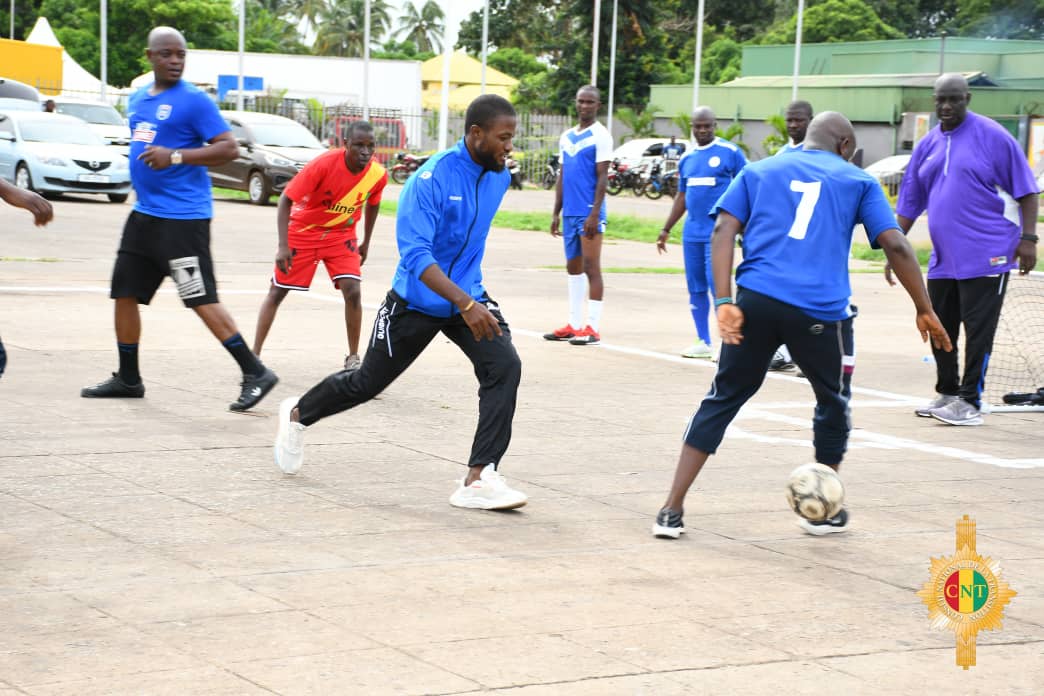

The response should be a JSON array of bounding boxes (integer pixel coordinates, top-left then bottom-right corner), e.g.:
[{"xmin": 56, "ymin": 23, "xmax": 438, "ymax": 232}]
[
  {"xmin": 587, "ymin": 299, "xmax": 603, "ymax": 332},
  {"xmin": 567, "ymin": 274, "xmax": 587, "ymax": 329}
]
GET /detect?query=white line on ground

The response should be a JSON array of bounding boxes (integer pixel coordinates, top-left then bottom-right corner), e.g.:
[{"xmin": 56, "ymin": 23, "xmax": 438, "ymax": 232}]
[{"xmin": 3, "ymin": 284, "xmax": 1040, "ymax": 469}]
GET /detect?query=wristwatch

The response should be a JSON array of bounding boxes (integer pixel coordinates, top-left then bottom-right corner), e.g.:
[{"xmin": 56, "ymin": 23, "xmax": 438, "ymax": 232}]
[{"xmin": 170, "ymin": 150, "xmax": 183, "ymax": 165}]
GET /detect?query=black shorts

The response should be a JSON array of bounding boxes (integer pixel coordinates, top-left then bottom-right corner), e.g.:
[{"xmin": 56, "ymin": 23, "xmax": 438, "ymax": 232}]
[{"xmin": 111, "ymin": 211, "xmax": 220, "ymax": 307}]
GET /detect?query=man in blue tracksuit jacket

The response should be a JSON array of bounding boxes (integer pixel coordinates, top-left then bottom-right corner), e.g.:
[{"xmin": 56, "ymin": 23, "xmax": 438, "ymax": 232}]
[{"xmin": 273, "ymin": 95, "xmax": 529, "ymax": 511}]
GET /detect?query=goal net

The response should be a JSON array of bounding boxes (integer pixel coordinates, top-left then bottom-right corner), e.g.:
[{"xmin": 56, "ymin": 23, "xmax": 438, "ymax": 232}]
[{"xmin": 984, "ymin": 270, "xmax": 1044, "ymax": 412}]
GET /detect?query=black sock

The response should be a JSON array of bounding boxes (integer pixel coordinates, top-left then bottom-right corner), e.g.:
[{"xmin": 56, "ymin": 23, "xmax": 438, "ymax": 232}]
[
  {"xmin": 117, "ymin": 342, "xmax": 140, "ymax": 384},
  {"xmin": 221, "ymin": 333, "xmax": 264, "ymax": 376}
]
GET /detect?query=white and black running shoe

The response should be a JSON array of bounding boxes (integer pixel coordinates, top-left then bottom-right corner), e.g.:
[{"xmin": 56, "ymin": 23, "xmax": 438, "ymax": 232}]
[
  {"xmin": 797, "ymin": 508, "xmax": 849, "ymax": 535},
  {"xmin": 652, "ymin": 508, "xmax": 685, "ymax": 539}
]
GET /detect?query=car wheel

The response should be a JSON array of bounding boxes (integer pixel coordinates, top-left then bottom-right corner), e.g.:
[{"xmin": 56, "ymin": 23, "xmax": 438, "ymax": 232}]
[
  {"xmin": 248, "ymin": 171, "xmax": 271, "ymax": 205},
  {"xmin": 14, "ymin": 163, "xmax": 34, "ymax": 191},
  {"xmin": 108, "ymin": 193, "xmax": 129, "ymax": 203}
]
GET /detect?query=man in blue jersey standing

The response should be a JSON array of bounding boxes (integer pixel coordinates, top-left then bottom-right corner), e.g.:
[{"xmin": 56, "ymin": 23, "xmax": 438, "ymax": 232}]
[
  {"xmin": 545, "ymin": 85, "xmax": 613, "ymax": 346},
  {"xmin": 656, "ymin": 106, "xmax": 747, "ymax": 359},
  {"xmin": 769, "ymin": 100, "xmax": 814, "ymax": 373},
  {"xmin": 80, "ymin": 27, "xmax": 278, "ymax": 412},
  {"xmin": 651, "ymin": 112, "xmax": 952, "ymax": 539},
  {"xmin": 273, "ymin": 95, "xmax": 528, "ymax": 511}
]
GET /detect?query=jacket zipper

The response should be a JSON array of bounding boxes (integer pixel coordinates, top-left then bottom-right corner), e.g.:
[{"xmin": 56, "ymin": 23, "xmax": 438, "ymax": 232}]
[{"xmin": 446, "ymin": 170, "xmax": 486, "ymax": 291}]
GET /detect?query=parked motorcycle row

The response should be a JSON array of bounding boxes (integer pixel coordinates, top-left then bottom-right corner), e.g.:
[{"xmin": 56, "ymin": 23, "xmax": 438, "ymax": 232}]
[{"xmin": 390, "ymin": 150, "xmax": 677, "ymax": 201}]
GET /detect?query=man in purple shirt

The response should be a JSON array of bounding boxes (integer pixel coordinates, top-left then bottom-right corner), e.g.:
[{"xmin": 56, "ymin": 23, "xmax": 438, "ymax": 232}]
[{"xmin": 889, "ymin": 73, "xmax": 1039, "ymax": 425}]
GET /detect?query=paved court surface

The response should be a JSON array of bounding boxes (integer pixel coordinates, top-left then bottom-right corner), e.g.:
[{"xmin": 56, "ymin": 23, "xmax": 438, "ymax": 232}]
[{"xmin": 0, "ymin": 189, "xmax": 1041, "ymax": 695}]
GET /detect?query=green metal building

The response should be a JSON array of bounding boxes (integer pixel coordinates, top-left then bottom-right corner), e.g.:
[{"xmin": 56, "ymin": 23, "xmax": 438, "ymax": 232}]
[{"xmin": 648, "ymin": 38, "xmax": 1044, "ymax": 162}]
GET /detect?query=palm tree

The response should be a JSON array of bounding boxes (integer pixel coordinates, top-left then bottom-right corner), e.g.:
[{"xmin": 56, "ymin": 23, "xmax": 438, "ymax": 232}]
[
  {"xmin": 614, "ymin": 104, "xmax": 661, "ymax": 142},
  {"xmin": 396, "ymin": 0, "xmax": 444, "ymax": 54},
  {"xmin": 314, "ymin": 0, "xmax": 392, "ymax": 57},
  {"xmin": 716, "ymin": 121, "xmax": 749, "ymax": 156},
  {"xmin": 762, "ymin": 114, "xmax": 788, "ymax": 157}
]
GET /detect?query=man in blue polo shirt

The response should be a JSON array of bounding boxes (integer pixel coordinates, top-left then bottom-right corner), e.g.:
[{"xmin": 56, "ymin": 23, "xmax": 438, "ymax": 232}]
[
  {"xmin": 651, "ymin": 112, "xmax": 951, "ymax": 540},
  {"xmin": 81, "ymin": 26, "xmax": 278, "ymax": 412},
  {"xmin": 656, "ymin": 106, "xmax": 747, "ymax": 358},
  {"xmin": 545, "ymin": 85, "xmax": 613, "ymax": 346},
  {"xmin": 891, "ymin": 73, "xmax": 1039, "ymax": 426}
]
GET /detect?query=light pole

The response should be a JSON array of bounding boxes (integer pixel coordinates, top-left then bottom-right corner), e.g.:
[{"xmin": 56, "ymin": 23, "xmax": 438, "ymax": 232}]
[
  {"xmin": 363, "ymin": 0, "xmax": 370, "ymax": 119},
  {"xmin": 607, "ymin": 0, "xmax": 617, "ymax": 135},
  {"xmin": 237, "ymin": 0, "xmax": 245, "ymax": 111},
  {"xmin": 100, "ymin": 0, "xmax": 108, "ymax": 99},
  {"xmin": 590, "ymin": 0, "xmax": 601, "ymax": 85},
  {"xmin": 480, "ymin": 0, "xmax": 488, "ymax": 93}
]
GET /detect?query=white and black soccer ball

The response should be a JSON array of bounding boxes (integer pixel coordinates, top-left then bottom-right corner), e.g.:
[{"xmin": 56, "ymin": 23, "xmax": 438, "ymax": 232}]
[{"xmin": 785, "ymin": 463, "xmax": 845, "ymax": 522}]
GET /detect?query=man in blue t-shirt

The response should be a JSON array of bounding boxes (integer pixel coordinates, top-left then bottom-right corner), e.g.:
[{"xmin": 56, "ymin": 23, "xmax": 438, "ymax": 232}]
[
  {"xmin": 80, "ymin": 26, "xmax": 278, "ymax": 412},
  {"xmin": 545, "ymin": 85, "xmax": 613, "ymax": 346},
  {"xmin": 769, "ymin": 100, "xmax": 814, "ymax": 373},
  {"xmin": 651, "ymin": 112, "xmax": 952, "ymax": 540},
  {"xmin": 656, "ymin": 106, "xmax": 747, "ymax": 359}
]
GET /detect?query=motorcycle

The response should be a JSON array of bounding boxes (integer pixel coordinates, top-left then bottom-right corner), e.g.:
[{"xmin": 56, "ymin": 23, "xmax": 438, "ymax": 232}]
[
  {"xmin": 506, "ymin": 156, "xmax": 523, "ymax": 190},
  {"xmin": 541, "ymin": 154, "xmax": 560, "ymax": 190},
  {"xmin": 636, "ymin": 158, "xmax": 678, "ymax": 200},
  {"xmin": 390, "ymin": 152, "xmax": 431, "ymax": 184},
  {"xmin": 606, "ymin": 158, "xmax": 642, "ymax": 196}
]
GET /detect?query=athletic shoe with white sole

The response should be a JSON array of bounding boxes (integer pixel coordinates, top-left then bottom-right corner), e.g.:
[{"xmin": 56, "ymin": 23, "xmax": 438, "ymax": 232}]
[
  {"xmin": 797, "ymin": 508, "xmax": 849, "ymax": 535},
  {"xmin": 568, "ymin": 325, "xmax": 601, "ymax": 345},
  {"xmin": 449, "ymin": 464, "xmax": 528, "ymax": 510},
  {"xmin": 543, "ymin": 325, "xmax": 580, "ymax": 341},
  {"xmin": 915, "ymin": 393, "xmax": 959, "ymax": 417},
  {"xmin": 652, "ymin": 508, "xmax": 685, "ymax": 538},
  {"xmin": 929, "ymin": 398, "xmax": 984, "ymax": 426},
  {"xmin": 230, "ymin": 367, "xmax": 278, "ymax": 412},
  {"xmin": 681, "ymin": 341, "xmax": 713, "ymax": 359},
  {"xmin": 343, "ymin": 353, "xmax": 362, "ymax": 371},
  {"xmin": 273, "ymin": 397, "xmax": 306, "ymax": 474}
]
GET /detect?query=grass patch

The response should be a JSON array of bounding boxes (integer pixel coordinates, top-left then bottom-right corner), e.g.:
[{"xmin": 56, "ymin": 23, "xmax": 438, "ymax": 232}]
[
  {"xmin": 213, "ymin": 187, "xmax": 251, "ymax": 201},
  {"xmin": 541, "ymin": 265, "xmax": 684, "ymax": 274},
  {"xmin": 0, "ymin": 257, "xmax": 60, "ymax": 262},
  {"xmin": 850, "ymin": 243, "xmax": 933, "ymax": 267}
]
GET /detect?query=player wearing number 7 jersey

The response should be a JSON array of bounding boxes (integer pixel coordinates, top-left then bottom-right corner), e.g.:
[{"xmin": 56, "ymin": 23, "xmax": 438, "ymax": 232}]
[{"xmin": 651, "ymin": 112, "xmax": 952, "ymax": 540}]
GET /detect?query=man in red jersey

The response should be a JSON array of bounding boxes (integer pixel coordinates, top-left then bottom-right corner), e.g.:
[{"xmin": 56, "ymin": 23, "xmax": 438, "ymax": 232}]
[{"xmin": 252, "ymin": 121, "xmax": 388, "ymax": 370}]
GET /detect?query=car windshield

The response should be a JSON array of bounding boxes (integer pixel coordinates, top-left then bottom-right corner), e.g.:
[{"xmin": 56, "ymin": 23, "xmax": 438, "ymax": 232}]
[
  {"xmin": 248, "ymin": 122, "xmax": 322, "ymax": 148},
  {"xmin": 54, "ymin": 102, "xmax": 124, "ymax": 126},
  {"xmin": 20, "ymin": 119, "xmax": 105, "ymax": 145}
]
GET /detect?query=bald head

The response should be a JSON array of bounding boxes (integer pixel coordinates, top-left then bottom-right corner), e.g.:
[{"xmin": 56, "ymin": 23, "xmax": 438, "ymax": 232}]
[
  {"xmin": 933, "ymin": 73, "xmax": 971, "ymax": 131},
  {"xmin": 691, "ymin": 106, "xmax": 716, "ymax": 146},
  {"xmin": 146, "ymin": 26, "xmax": 187, "ymax": 89},
  {"xmin": 147, "ymin": 26, "xmax": 186, "ymax": 50},
  {"xmin": 804, "ymin": 111, "xmax": 856, "ymax": 161}
]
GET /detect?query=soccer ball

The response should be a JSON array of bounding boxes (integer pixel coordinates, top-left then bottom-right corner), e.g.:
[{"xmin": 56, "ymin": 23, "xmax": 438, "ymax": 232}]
[{"xmin": 786, "ymin": 463, "xmax": 845, "ymax": 522}]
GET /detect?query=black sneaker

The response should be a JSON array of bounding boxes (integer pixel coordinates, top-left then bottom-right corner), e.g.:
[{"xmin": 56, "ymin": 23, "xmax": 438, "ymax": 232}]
[
  {"xmin": 229, "ymin": 367, "xmax": 278, "ymax": 412},
  {"xmin": 81, "ymin": 373, "xmax": 145, "ymax": 398},
  {"xmin": 769, "ymin": 351, "xmax": 796, "ymax": 372},
  {"xmin": 652, "ymin": 508, "xmax": 685, "ymax": 539},
  {"xmin": 797, "ymin": 508, "xmax": 849, "ymax": 536}
]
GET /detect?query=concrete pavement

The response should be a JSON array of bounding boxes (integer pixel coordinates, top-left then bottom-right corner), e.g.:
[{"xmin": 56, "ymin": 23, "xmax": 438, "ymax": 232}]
[{"xmin": 0, "ymin": 191, "xmax": 1041, "ymax": 694}]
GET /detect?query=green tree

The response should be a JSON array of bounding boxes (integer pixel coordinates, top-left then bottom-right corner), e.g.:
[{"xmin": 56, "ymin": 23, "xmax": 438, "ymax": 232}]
[
  {"xmin": 314, "ymin": 0, "xmax": 391, "ymax": 57},
  {"xmin": 487, "ymin": 47, "xmax": 547, "ymax": 79},
  {"xmin": 762, "ymin": 114, "xmax": 788, "ymax": 156},
  {"xmin": 952, "ymin": 0, "xmax": 1043, "ymax": 39},
  {"xmin": 245, "ymin": 0, "xmax": 307, "ymax": 54},
  {"xmin": 716, "ymin": 121, "xmax": 749, "ymax": 155},
  {"xmin": 761, "ymin": 0, "xmax": 904, "ymax": 43},
  {"xmin": 372, "ymin": 38, "xmax": 436, "ymax": 61},
  {"xmin": 702, "ymin": 36, "xmax": 742, "ymax": 84},
  {"xmin": 614, "ymin": 104, "xmax": 661, "ymax": 141},
  {"xmin": 395, "ymin": 0, "xmax": 444, "ymax": 53},
  {"xmin": 457, "ymin": 0, "xmax": 563, "ymax": 56}
]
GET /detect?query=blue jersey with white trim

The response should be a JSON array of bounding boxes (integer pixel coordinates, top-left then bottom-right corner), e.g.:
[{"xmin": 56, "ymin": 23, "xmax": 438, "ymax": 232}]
[
  {"xmin": 678, "ymin": 137, "xmax": 747, "ymax": 242},
  {"xmin": 711, "ymin": 148, "xmax": 898, "ymax": 321},
  {"xmin": 559, "ymin": 121, "xmax": 613, "ymax": 218}
]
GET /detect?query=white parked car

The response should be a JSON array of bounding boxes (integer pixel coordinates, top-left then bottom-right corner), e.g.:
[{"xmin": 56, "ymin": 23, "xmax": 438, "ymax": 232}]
[
  {"xmin": 0, "ymin": 111, "xmax": 131, "ymax": 202},
  {"xmin": 50, "ymin": 96, "xmax": 130, "ymax": 155}
]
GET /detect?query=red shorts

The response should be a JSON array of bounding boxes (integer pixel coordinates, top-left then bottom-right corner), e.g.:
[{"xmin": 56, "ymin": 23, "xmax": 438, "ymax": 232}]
[{"xmin": 273, "ymin": 239, "xmax": 361, "ymax": 290}]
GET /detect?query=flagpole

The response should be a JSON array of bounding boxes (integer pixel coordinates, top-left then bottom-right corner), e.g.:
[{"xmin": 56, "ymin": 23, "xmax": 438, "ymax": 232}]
[
  {"xmin": 237, "ymin": 0, "xmax": 244, "ymax": 111},
  {"xmin": 363, "ymin": 0, "xmax": 370, "ymax": 119},
  {"xmin": 692, "ymin": 0, "xmax": 704, "ymax": 110},
  {"xmin": 792, "ymin": 0, "xmax": 805, "ymax": 100},
  {"xmin": 607, "ymin": 0, "xmax": 617, "ymax": 134},
  {"xmin": 480, "ymin": 0, "xmax": 489, "ymax": 93},
  {"xmin": 590, "ymin": 0, "xmax": 601, "ymax": 84}
]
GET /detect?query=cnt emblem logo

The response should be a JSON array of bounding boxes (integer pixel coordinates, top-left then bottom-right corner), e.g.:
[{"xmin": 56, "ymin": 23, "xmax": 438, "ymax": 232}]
[{"xmin": 917, "ymin": 515, "xmax": 1017, "ymax": 669}]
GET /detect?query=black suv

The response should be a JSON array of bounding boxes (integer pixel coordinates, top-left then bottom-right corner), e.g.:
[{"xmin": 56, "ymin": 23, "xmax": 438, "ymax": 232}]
[{"xmin": 208, "ymin": 111, "xmax": 326, "ymax": 205}]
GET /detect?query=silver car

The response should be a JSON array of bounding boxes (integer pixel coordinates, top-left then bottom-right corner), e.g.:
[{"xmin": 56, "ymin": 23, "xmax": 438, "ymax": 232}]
[{"xmin": 0, "ymin": 111, "xmax": 131, "ymax": 202}]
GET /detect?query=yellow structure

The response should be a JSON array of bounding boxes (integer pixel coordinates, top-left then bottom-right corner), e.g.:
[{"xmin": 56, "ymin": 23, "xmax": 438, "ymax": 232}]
[
  {"xmin": 0, "ymin": 38, "xmax": 62, "ymax": 94},
  {"xmin": 420, "ymin": 51, "xmax": 518, "ymax": 110}
]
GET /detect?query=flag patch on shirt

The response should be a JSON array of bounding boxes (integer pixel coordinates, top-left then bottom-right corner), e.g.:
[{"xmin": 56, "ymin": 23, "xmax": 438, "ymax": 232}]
[{"xmin": 990, "ymin": 256, "xmax": 1008, "ymax": 266}]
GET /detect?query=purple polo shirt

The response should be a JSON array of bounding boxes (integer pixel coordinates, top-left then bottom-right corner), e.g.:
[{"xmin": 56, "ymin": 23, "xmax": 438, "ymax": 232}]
[{"xmin": 896, "ymin": 111, "xmax": 1038, "ymax": 280}]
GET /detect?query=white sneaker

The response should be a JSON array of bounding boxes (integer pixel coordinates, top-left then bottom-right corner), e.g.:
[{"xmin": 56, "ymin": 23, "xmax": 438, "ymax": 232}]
[
  {"xmin": 449, "ymin": 464, "xmax": 528, "ymax": 510},
  {"xmin": 930, "ymin": 398, "xmax": 984, "ymax": 426},
  {"xmin": 915, "ymin": 393, "xmax": 959, "ymax": 417},
  {"xmin": 274, "ymin": 397, "xmax": 307, "ymax": 474},
  {"xmin": 681, "ymin": 340, "xmax": 713, "ymax": 359}
]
